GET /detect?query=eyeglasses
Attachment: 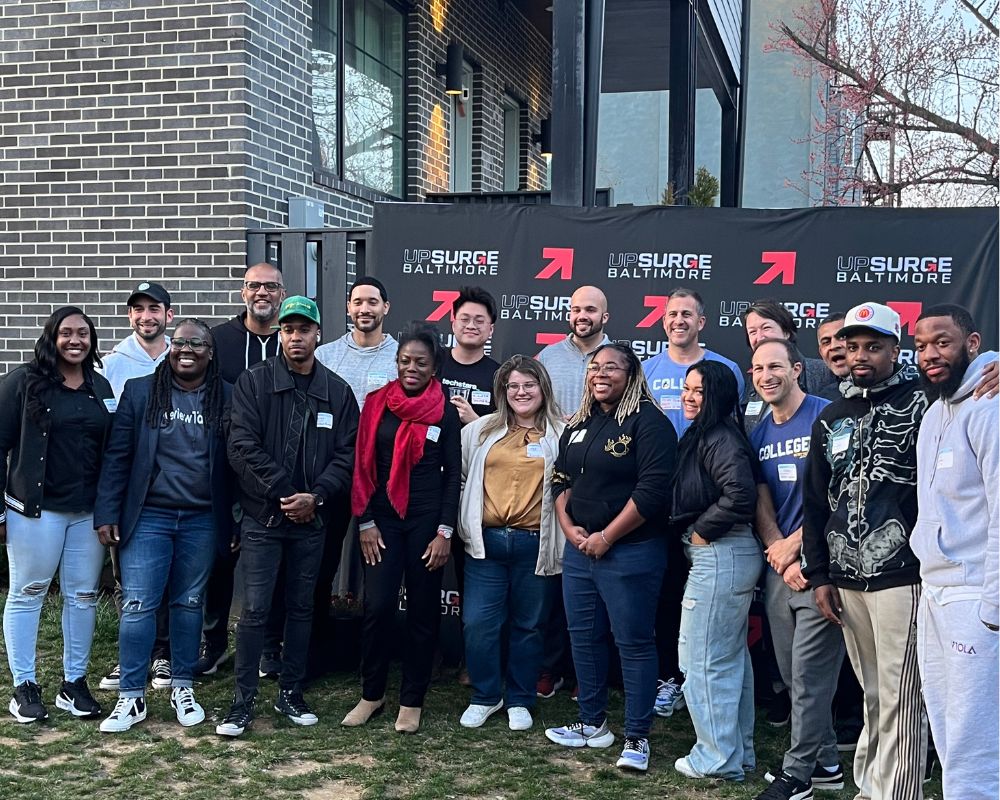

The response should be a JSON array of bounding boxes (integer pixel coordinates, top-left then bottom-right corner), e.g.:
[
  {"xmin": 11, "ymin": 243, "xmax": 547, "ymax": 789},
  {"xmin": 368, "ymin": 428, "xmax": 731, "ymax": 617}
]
[
  {"xmin": 244, "ymin": 281, "xmax": 283, "ymax": 293},
  {"xmin": 172, "ymin": 337, "xmax": 210, "ymax": 351},
  {"xmin": 455, "ymin": 315, "xmax": 489, "ymax": 329},
  {"xmin": 506, "ymin": 381, "xmax": 539, "ymax": 393},
  {"xmin": 586, "ymin": 364, "xmax": 626, "ymax": 376}
]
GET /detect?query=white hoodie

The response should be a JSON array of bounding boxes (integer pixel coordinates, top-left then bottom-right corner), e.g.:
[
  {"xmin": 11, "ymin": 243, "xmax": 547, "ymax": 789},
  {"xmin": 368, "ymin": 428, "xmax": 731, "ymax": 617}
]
[
  {"xmin": 912, "ymin": 350, "xmax": 999, "ymax": 627},
  {"xmin": 98, "ymin": 332, "xmax": 171, "ymax": 401}
]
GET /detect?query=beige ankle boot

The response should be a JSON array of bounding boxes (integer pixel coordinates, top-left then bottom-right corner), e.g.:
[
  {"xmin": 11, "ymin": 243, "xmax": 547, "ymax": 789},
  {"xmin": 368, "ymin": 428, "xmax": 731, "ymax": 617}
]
[
  {"xmin": 394, "ymin": 705, "xmax": 421, "ymax": 733},
  {"xmin": 341, "ymin": 697, "xmax": 385, "ymax": 727}
]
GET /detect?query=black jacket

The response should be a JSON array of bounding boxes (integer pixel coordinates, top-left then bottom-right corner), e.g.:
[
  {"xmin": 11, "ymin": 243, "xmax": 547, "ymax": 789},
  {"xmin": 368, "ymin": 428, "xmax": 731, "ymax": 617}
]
[
  {"xmin": 670, "ymin": 420, "xmax": 757, "ymax": 541},
  {"xmin": 802, "ymin": 367, "xmax": 925, "ymax": 592},
  {"xmin": 552, "ymin": 400, "xmax": 678, "ymax": 544},
  {"xmin": 211, "ymin": 313, "xmax": 282, "ymax": 385},
  {"xmin": 228, "ymin": 354, "xmax": 359, "ymax": 528},
  {"xmin": 92, "ymin": 375, "xmax": 236, "ymax": 554},
  {"xmin": 0, "ymin": 365, "xmax": 114, "ymax": 522}
]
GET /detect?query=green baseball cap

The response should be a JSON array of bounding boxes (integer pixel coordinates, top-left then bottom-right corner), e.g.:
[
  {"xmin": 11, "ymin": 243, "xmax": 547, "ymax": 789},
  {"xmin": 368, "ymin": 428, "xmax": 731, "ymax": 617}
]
[{"xmin": 276, "ymin": 295, "xmax": 321, "ymax": 325}]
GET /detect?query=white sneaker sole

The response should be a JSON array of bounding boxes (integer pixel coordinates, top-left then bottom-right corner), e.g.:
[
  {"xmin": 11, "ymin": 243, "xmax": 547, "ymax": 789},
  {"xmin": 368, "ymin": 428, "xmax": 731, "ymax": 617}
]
[
  {"xmin": 8, "ymin": 698, "xmax": 47, "ymax": 724},
  {"xmin": 55, "ymin": 694, "xmax": 100, "ymax": 718},
  {"xmin": 99, "ymin": 708, "xmax": 147, "ymax": 733},
  {"xmin": 215, "ymin": 722, "xmax": 247, "ymax": 737},
  {"xmin": 460, "ymin": 701, "xmax": 503, "ymax": 728},
  {"xmin": 173, "ymin": 703, "xmax": 206, "ymax": 727},
  {"xmin": 98, "ymin": 678, "xmax": 120, "ymax": 691},
  {"xmin": 276, "ymin": 711, "xmax": 318, "ymax": 726},
  {"xmin": 617, "ymin": 757, "xmax": 649, "ymax": 772},
  {"xmin": 544, "ymin": 728, "xmax": 615, "ymax": 748},
  {"xmin": 151, "ymin": 677, "xmax": 172, "ymax": 690}
]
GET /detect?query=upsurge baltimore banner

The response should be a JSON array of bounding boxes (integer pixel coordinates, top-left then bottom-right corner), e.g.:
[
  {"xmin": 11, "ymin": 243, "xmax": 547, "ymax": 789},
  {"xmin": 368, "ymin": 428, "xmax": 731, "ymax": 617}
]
[{"xmin": 371, "ymin": 203, "xmax": 999, "ymax": 365}]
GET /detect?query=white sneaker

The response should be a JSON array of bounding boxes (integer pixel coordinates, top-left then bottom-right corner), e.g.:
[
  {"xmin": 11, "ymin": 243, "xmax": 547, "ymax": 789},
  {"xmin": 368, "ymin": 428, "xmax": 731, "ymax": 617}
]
[
  {"xmin": 460, "ymin": 700, "xmax": 503, "ymax": 728},
  {"xmin": 100, "ymin": 695, "xmax": 147, "ymax": 733},
  {"xmin": 545, "ymin": 720, "xmax": 615, "ymax": 748},
  {"xmin": 171, "ymin": 686, "xmax": 205, "ymax": 727},
  {"xmin": 507, "ymin": 706, "xmax": 533, "ymax": 731}
]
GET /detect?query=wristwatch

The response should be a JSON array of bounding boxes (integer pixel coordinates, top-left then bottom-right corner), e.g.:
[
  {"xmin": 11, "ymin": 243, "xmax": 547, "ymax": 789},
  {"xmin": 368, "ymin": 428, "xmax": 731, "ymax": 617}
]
[
  {"xmin": 311, "ymin": 493, "xmax": 324, "ymax": 508},
  {"xmin": 436, "ymin": 526, "xmax": 453, "ymax": 540}
]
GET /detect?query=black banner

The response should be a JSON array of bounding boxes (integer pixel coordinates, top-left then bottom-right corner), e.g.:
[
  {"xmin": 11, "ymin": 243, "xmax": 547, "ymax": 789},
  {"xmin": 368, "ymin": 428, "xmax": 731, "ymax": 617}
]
[{"xmin": 371, "ymin": 203, "xmax": 999, "ymax": 364}]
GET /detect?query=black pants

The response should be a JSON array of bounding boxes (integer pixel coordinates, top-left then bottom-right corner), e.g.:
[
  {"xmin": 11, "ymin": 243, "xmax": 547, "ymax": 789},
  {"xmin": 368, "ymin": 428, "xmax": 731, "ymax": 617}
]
[
  {"xmin": 361, "ymin": 511, "xmax": 442, "ymax": 708},
  {"xmin": 112, "ymin": 544, "xmax": 169, "ymax": 661},
  {"xmin": 233, "ymin": 519, "xmax": 324, "ymax": 701},
  {"xmin": 540, "ymin": 575, "xmax": 574, "ymax": 680},
  {"xmin": 654, "ymin": 534, "xmax": 688, "ymax": 683}
]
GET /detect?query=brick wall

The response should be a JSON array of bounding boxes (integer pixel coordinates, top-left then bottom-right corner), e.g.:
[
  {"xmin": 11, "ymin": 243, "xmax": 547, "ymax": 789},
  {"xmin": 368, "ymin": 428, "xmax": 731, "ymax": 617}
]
[{"xmin": 0, "ymin": 0, "xmax": 552, "ymax": 373}]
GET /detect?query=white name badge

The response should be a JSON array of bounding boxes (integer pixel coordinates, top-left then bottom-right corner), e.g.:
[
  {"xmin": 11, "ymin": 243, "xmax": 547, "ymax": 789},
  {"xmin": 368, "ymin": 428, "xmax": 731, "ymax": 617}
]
[
  {"xmin": 103, "ymin": 398, "xmax": 117, "ymax": 413},
  {"xmin": 526, "ymin": 443, "xmax": 544, "ymax": 458},
  {"xmin": 367, "ymin": 372, "xmax": 387, "ymax": 391},
  {"xmin": 569, "ymin": 428, "xmax": 588, "ymax": 445},
  {"xmin": 316, "ymin": 412, "xmax": 333, "ymax": 429},
  {"xmin": 831, "ymin": 433, "xmax": 850, "ymax": 454},
  {"xmin": 778, "ymin": 463, "xmax": 798, "ymax": 482},
  {"xmin": 660, "ymin": 395, "xmax": 682, "ymax": 411},
  {"xmin": 745, "ymin": 400, "xmax": 764, "ymax": 417},
  {"xmin": 937, "ymin": 448, "xmax": 954, "ymax": 469},
  {"xmin": 471, "ymin": 390, "xmax": 491, "ymax": 406},
  {"xmin": 426, "ymin": 425, "xmax": 441, "ymax": 442}
]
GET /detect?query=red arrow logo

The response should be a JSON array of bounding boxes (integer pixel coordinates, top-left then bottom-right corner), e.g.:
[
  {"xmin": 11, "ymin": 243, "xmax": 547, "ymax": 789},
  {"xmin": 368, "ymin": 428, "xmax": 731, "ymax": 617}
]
[
  {"xmin": 535, "ymin": 247, "xmax": 574, "ymax": 280},
  {"xmin": 755, "ymin": 251, "xmax": 796, "ymax": 285},
  {"xmin": 887, "ymin": 301, "xmax": 923, "ymax": 335},
  {"xmin": 534, "ymin": 332, "xmax": 566, "ymax": 355},
  {"xmin": 426, "ymin": 290, "xmax": 460, "ymax": 322},
  {"xmin": 636, "ymin": 295, "xmax": 669, "ymax": 328}
]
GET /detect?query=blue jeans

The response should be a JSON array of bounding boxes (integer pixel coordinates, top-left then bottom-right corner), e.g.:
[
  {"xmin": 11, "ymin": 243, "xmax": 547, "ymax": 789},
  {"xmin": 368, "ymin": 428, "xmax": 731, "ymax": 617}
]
[
  {"xmin": 563, "ymin": 536, "xmax": 667, "ymax": 739},
  {"xmin": 3, "ymin": 510, "xmax": 104, "ymax": 685},
  {"xmin": 679, "ymin": 527, "xmax": 764, "ymax": 779},
  {"xmin": 118, "ymin": 507, "xmax": 215, "ymax": 696},
  {"xmin": 463, "ymin": 527, "xmax": 553, "ymax": 708}
]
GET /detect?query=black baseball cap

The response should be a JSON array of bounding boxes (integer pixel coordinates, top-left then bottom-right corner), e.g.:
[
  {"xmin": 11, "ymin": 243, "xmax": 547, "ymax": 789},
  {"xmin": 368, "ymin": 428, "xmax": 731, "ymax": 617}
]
[{"xmin": 127, "ymin": 281, "xmax": 172, "ymax": 307}]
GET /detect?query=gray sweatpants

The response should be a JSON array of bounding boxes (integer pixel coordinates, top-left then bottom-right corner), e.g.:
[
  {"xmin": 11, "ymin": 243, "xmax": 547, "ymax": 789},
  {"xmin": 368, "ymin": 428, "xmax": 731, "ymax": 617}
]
[{"xmin": 766, "ymin": 570, "xmax": 844, "ymax": 784}]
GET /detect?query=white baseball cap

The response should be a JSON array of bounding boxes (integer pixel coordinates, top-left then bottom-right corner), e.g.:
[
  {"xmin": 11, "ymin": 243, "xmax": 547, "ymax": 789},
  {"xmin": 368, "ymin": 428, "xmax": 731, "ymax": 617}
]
[{"xmin": 838, "ymin": 302, "xmax": 901, "ymax": 341}]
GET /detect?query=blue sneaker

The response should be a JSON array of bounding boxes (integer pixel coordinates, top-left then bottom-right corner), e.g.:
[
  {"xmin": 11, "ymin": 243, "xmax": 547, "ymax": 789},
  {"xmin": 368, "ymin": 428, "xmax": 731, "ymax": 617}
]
[
  {"xmin": 545, "ymin": 719, "xmax": 615, "ymax": 748},
  {"xmin": 616, "ymin": 736, "xmax": 650, "ymax": 771},
  {"xmin": 654, "ymin": 678, "xmax": 685, "ymax": 717}
]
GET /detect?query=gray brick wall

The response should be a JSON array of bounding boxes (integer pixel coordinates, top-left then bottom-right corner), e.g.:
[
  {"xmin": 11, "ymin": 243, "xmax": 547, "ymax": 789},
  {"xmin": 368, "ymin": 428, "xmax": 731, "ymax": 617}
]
[{"xmin": 0, "ymin": 0, "xmax": 551, "ymax": 373}]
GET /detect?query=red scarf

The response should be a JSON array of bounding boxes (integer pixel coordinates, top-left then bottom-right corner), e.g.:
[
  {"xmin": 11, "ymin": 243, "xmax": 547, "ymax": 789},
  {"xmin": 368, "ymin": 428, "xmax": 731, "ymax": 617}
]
[{"xmin": 351, "ymin": 378, "xmax": 445, "ymax": 519}]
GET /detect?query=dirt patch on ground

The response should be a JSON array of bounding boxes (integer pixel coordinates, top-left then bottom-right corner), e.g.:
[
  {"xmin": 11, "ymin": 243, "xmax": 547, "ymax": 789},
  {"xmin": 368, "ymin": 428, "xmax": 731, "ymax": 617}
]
[
  {"xmin": 269, "ymin": 759, "xmax": 326, "ymax": 777},
  {"xmin": 330, "ymin": 752, "xmax": 376, "ymax": 768},
  {"xmin": 302, "ymin": 780, "xmax": 363, "ymax": 800}
]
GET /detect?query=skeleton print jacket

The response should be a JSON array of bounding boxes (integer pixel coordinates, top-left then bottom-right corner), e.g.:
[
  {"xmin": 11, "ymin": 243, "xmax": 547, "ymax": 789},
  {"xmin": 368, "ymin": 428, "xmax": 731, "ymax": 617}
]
[{"xmin": 802, "ymin": 366, "xmax": 926, "ymax": 592}]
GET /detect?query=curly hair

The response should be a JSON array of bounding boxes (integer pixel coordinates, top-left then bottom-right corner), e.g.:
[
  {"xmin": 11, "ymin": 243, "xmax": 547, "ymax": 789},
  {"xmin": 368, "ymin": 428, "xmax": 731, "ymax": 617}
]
[
  {"xmin": 145, "ymin": 318, "xmax": 225, "ymax": 432},
  {"xmin": 396, "ymin": 321, "xmax": 444, "ymax": 373},
  {"xmin": 568, "ymin": 342, "xmax": 656, "ymax": 426},
  {"xmin": 25, "ymin": 306, "xmax": 103, "ymax": 424}
]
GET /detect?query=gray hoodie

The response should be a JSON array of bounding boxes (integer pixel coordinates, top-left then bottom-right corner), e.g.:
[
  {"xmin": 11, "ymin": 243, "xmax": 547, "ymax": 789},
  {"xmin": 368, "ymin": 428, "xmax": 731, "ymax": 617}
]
[
  {"xmin": 912, "ymin": 350, "xmax": 999, "ymax": 627},
  {"xmin": 315, "ymin": 332, "xmax": 398, "ymax": 410},
  {"xmin": 98, "ymin": 332, "xmax": 171, "ymax": 401}
]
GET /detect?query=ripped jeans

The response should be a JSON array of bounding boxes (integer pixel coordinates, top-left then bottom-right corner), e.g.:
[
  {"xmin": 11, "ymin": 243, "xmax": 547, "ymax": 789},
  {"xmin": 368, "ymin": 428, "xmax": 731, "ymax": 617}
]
[
  {"xmin": 118, "ymin": 507, "xmax": 215, "ymax": 696},
  {"xmin": 3, "ymin": 509, "xmax": 104, "ymax": 686}
]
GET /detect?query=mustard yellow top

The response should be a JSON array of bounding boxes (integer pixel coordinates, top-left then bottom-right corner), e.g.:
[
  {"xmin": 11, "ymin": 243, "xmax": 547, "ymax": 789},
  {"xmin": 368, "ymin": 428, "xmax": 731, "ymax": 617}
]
[{"xmin": 481, "ymin": 425, "xmax": 545, "ymax": 530}]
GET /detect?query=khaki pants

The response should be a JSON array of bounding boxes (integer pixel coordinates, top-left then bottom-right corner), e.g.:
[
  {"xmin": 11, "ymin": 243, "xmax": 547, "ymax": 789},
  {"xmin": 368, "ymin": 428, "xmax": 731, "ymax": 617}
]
[{"xmin": 840, "ymin": 584, "xmax": 927, "ymax": 800}]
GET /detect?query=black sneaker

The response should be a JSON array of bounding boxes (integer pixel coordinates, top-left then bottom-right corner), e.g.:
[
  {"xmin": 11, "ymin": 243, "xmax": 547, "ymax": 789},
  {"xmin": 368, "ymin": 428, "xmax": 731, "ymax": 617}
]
[
  {"xmin": 836, "ymin": 721, "xmax": 862, "ymax": 752},
  {"xmin": 55, "ymin": 677, "xmax": 102, "ymax": 718},
  {"xmin": 150, "ymin": 658, "xmax": 172, "ymax": 689},
  {"xmin": 766, "ymin": 689, "xmax": 791, "ymax": 727},
  {"xmin": 194, "ymin": 642, "xmax": 228, "ymax": 677},
  {"xmin": 9, "ymin": 681, "xmax": 48, "ymax": 723},
  {"xmin": 258, "ymin": 652, "xmax": 281, "ymax": 680},
  {"xmin": 274, "ymin": 689, "xmax": 318, "ymax": 726},
  {"xmin": 765, "ymin": 763, "xmax": 844, "ymax": 792},
  {"xmin": 755, "ymin": 771, "xmax": 813, "ymax": 800},
  {"xmin": 216, "ymin": 694, "xmax": 255, "ymax": 737},
  {"xmin": 98, "ymin": 663, "xmax": 121, "ymax": 691}
]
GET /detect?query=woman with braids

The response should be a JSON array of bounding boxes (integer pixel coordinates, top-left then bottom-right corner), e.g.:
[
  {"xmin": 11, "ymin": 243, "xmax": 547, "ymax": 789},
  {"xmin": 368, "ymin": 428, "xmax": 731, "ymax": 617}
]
[
  {"xmin": 93, "ymin": 319, "xmax": 234, "ymax": 732},
  {"xmin": 0, "ymin": 307, "xmax": 114, "ymax": 723},
  {"xmin": 670, "ymin": 360, "xmax": 761, "ymax": 782},
  {"xmin": 457, "ymin": 355, "xmax": 565, "ymax": 732},
  {"xmin": 544, "ymin": 343, "xmax": 678, "ymax": 773}
]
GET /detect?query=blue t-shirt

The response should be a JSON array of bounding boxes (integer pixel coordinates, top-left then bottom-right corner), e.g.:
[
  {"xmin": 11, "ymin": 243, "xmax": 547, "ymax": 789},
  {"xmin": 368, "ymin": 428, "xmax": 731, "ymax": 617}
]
[
  {"xmin": 749, "ymin": 394, "xmax": 830, "ymax": 537},
  {"xmin": 641, "ymin": 348, "xmax": 746, "ymax": 436}
]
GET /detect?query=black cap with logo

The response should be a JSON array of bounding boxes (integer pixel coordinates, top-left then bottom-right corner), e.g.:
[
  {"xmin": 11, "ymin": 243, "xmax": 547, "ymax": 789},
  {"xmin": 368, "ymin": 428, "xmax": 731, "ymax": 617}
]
[{"xmin": 127, "ymin": 281, "xmax": 172, "ymax": 307}]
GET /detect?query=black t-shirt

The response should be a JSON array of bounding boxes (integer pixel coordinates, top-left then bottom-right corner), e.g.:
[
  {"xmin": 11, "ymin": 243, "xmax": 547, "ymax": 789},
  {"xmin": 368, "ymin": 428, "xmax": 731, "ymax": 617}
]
[
  {"xmin": 438, "ymin": 350, "xmax": 501, "ymax": 423},
  {"xmin": 44, "ymin": 379, "xmax": 112, "ymax": 512}
]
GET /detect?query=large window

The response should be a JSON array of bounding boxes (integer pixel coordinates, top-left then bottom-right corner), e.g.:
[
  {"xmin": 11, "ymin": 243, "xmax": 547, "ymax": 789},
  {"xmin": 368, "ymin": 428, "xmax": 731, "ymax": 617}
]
[{"xmin": 312, "ymin": 0, "xmax": 405, "ymax": 198}]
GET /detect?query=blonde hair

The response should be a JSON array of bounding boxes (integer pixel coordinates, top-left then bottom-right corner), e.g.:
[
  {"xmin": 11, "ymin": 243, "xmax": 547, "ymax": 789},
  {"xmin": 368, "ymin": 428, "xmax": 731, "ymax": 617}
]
[
  {"xmin": 568, "ymin": 343, "xmax": 656, "ymax": 426},
  {"xmin": 479, "ymin": 355, "xmax": 562, "ymax": 443}
]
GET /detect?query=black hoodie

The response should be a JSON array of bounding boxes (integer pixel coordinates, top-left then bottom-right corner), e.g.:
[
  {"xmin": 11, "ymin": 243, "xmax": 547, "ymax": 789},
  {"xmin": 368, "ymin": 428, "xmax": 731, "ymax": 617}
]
[{"xmin": 211, "ymin": 313, "xmax": 282, "ymax": 384}]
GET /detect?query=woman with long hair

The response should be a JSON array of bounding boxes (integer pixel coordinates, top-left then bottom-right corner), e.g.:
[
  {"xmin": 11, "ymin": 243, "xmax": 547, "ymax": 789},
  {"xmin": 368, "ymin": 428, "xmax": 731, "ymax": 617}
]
[
  {"xmin": 93, "ymin": 318, "xmax": 234, "ymax": 732},
  {"xmin": 0, "ymin": 306, "xmax": 114, "ymax": 723},
  {"xmin": 457, "ymin": 355, "xmax": 565, "ymax": 732},
  {"xmin": 544, "ymin": 343, "xmax": 678, "ymax": 772},
  {"xmin": 671, "ymin": 359, "xmax": 762, "ymax": 782},
  {"xmin": 343, "ymin": 322, "xmax": 461, "ymax": 734}
]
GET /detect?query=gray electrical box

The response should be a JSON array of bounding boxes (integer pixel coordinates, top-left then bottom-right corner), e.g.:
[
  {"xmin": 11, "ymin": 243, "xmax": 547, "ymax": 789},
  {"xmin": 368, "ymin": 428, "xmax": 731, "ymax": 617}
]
[{"xmin": 288, "ymin": 196, "xmax": 324, "ymax": 229}]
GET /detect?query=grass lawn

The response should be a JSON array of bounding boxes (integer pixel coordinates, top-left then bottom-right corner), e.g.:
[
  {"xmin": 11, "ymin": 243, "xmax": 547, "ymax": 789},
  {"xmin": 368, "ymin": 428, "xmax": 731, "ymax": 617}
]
[{"xmin": 0, "ymin": 594, "xmax": 941, "ymax": 800}]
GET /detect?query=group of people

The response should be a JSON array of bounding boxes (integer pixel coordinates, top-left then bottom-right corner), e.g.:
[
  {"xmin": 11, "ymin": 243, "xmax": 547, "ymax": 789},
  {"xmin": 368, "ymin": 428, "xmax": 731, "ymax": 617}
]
[{"xmin": 0, "ymin": 268, "xmax": 996, "ymax": 800}]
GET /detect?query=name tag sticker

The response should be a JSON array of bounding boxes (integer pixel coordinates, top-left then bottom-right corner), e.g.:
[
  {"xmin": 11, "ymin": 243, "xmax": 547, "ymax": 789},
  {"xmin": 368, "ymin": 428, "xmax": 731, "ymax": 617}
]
[
  {"xmin": 316, "ymin": 412, "xmax": 333, "ymax": 429},
  {"xmin": 937, "ymin": 448, "xmax": 953, "ymax": 469},
  {"xmin": 745, "ymin": 400, "xmax": 764, "ymax": 417},
  {"xmin": 471, "ymin": 390, "xmax": 491, "ymax": 406},
  {"xmin": 103, "ymin": 398, "xmax": 117, "ymax": 413},
  {"xmin": 831, "ymin": 433, "xmax": 850, "ymax": 454},
  {"xmin": 660, "ymin": 395, "xmax": 682, "ymax": 411},
  {"xmin": 526, "ymin": 443, "xmax": 544, "ymax": 458},
  {"xmin": 426, "ymin": 425, "xmax": 441, "ymax": 442},
  {"xmin": 367, "ymin": 372, "xmax": 387, "ymax": 391},
  {"xmin": 778, "ymin": 463, "xmax": 798, "ymax": 482},
  {"xmin": 569, "ymin": 429, "xmax": 588, "ymax": 445}
]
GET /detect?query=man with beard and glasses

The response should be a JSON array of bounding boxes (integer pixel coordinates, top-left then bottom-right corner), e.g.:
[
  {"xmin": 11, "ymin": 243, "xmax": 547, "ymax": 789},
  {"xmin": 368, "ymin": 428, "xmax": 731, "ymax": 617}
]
[
  {"xmin": 802, "ymin": 302, "xmax": 997, "ymax": 800},
  {"xmin": 316, "ymin": 276, "xmax": 398, "ymax": 411},
  {"xmin": 911, "ymin": 305, "xmax": 998, "ymax": 800},
  {"xmin": 97, "ymin": 282, "xmax": 175, "ymax": 695},
  {"xmin": 193, "ymin": 264, "xmax": 286, "ymax": 678}
]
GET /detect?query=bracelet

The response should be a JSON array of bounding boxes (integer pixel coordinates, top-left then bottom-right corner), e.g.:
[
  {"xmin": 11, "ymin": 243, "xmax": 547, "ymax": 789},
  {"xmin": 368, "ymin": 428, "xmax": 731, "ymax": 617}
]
[{"xmin": 600, "ymin": 530, "xmax": 611, "ymax": 546}]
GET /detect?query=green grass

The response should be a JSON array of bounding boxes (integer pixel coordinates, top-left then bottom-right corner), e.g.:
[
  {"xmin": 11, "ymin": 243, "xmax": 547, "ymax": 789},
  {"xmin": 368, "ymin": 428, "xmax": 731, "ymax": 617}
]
[{"xmin": 0, "ymin": 594, "xmax": 942, "ymax": 799}]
